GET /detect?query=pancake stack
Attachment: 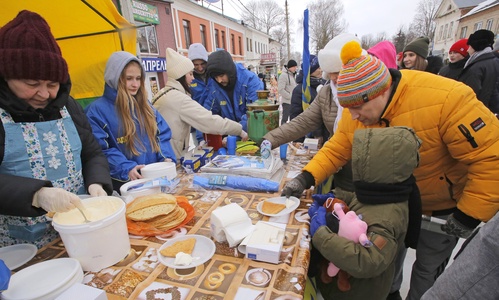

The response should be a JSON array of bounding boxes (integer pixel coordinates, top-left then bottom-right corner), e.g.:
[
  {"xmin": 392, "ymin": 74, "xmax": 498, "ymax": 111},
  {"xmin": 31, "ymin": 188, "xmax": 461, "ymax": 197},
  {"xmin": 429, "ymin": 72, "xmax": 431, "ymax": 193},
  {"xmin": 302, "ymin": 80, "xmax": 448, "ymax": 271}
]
[{"xmin": 126, "ymin": 193, "xmax": 187, "ymax": 231}]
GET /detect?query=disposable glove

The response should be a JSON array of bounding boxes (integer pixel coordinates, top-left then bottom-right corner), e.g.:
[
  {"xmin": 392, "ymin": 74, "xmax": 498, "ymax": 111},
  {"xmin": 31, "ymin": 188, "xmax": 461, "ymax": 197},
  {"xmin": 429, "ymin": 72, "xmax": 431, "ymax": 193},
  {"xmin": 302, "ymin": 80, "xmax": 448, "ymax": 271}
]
[
  {"xmin": 281, "ymin": 173, "xmax": 308, "ymax": 198},
  {"xmin": 310, "ymin": 206, "xmax": 327, "ymax": 236},
  {"xmin": 240, "ymin": 130, "xmax": 249, "ymax": 142},
  {"xmin": 88, "ymin": 183, "xmax": 107, "ymax": 197},
  {"xmin": 0, "ymin": 260, "xmax": 10, "ymax": 291},
  {"xmin": 441, "ymin": 213, "xmax": 474, "ymax": 238},
  {"xmin": 260, "ymin": 140, "xmax": 272, "ymax": 159},
  {"xmin": 32, "ymin": 187, "xmax": 82, "ymax": 213}
]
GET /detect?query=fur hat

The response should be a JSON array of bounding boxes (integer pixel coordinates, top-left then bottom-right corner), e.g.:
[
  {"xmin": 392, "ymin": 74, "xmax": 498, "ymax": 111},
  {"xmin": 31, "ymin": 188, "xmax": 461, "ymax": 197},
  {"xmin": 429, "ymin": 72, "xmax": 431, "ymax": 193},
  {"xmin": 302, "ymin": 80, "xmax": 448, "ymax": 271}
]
[
  {"xmin": 166, "ymin": 48, "xmax": 194, "ymax": 80},
  {"xmin": 467, "ymin": 29, "xmax": 494, "ymax": 51},
  {"xmin": 188, "ymin": 43, "xmax": 208, "ymax": 62},
  {"xmin": 286, "ymin": 59, "xmax": 297, "ymax": 68},
  {"xmin": 0, "ymin": 10, "xmax": 68, "ymax": 83},
  {"xmin": 449, "ymin": 39, "xmax": 469, "ymax": 57},
  {"xmin": 318, "ymin": 33, "xmax": 362, "ymax": 73},
  {"xmin": 337, "ymin": 41, "xmax": 392, "ymax": 108},
  {"xmin": 404, "ymin": 36, "xmax": 430, "ymax": 59}
]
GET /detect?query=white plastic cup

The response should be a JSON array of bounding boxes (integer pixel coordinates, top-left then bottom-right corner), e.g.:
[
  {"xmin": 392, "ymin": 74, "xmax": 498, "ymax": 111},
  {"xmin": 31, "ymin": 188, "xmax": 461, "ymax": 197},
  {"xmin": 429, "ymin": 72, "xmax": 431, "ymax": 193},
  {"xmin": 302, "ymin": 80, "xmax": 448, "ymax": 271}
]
[{"xmin": 52, "ymin": 196, "xmax": 130, "ymax": 272}]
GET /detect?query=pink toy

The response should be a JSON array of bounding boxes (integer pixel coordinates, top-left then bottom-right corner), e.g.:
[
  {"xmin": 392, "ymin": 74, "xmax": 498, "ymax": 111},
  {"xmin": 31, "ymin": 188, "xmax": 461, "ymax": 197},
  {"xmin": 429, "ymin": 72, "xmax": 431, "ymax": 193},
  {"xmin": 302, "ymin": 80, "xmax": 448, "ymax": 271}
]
[{"xmin": 328, "ymin": 202, "xmax": 372, "ymax": 277}]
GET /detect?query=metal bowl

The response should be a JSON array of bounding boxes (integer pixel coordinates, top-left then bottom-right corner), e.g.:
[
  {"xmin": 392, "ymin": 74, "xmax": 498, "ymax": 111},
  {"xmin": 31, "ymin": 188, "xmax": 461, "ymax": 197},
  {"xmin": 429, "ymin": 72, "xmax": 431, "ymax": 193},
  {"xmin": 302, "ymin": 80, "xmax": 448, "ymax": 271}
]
[{"xmin": 256, "ymin": 90, "xmax": 270, "ymax": 99}]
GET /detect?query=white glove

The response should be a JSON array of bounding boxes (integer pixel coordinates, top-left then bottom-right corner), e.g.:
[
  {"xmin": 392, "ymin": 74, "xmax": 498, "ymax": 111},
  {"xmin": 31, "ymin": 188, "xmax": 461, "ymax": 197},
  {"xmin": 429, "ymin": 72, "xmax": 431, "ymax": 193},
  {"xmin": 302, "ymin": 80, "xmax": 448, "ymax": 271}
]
[
  {"xmin": 240, "ymin": 130, "xmax": 249, "ymax": 141},
  {"xmin": 260, "ymin": 140, "xmax": 272, "ymax": 159},
  {"xmin": 88, "ymin": 184, "xmax": 107, "ymax": 197},
  {"xmin": 197, "ymin": 140, "xmax": 207, "ymax": 150},
  {"xmin": 32, "ymin": 187, "xmax": 82, "ymax": 213}
]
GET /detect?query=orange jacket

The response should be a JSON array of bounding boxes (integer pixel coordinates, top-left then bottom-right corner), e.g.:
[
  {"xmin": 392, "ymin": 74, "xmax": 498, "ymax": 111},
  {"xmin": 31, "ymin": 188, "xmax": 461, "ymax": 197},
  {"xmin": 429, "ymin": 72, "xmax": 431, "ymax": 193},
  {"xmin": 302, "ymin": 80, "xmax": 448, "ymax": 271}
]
[{"xmin": 304, "ymin": 70, "xmax": 499, "ymax": 221}]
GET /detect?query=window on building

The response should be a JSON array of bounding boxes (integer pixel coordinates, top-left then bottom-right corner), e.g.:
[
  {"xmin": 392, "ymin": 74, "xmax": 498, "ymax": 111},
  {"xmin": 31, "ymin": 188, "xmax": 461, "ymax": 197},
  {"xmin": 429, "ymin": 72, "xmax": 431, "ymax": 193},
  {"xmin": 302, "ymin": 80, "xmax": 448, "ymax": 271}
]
[
  {"xmin": 183, "ymin": 20, "xmax": 192, "ymax": 48},
  {"xmin": 221, "ymin": 31, "xmax": 226, "ymax": 49},
  {"xmin": 250, "ymin": 39, "xmax": 253, "ymax": 52},
  {"xmin": 215, "ymin": 29, "xmax": 220, "ymax": 48},
  {"xmin": 138, "ymin": 25, "xmax": 159, "ymax": 54},
  {"xmin": 438, "ymin": 25, "xmax": 443, "ymax": 40},
  {"xmin": 246, "ymin": 38, "xmax": 249, "ymax": 51},
  {"xmin": 231, "ymin": 34, "xmax": 235, "ymax": 54},
  {"xmin": 486, "ymin": 19, "xmax": 493, "ymax": 30},
  {"xmin": 474, "ymin": 22, "xmax": 483, "ymax": 31},
  {"xmin": 448, "ymin": 21, "xmax": 453, "ymax": 38},
  {"xmin": 238, "ymin": 37, "xmax": 242, "ymax": 55},
  {"xmin": 460, "ymin": 26, "xmax": 467, "ymax": 39},
  {"xmin": 200, "ymin": 24, "xmax": 207, "ymax": 47},
  {"xmin": 443, "ymin": 24, "xmax": 448, "ymax": 40}
]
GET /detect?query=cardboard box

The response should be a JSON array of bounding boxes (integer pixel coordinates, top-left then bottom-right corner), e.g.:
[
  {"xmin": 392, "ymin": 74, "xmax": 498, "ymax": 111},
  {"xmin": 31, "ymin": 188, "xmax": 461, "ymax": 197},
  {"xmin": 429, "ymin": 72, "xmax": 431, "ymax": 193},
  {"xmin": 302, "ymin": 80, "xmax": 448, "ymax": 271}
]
[
  {"xmin": 181, "ymin": 153, "xmax": 202, "ymax": 172},
  {"xmin": 193, "ymin": 147, "xmax": 214, "ymax": 166},
  {"xmin": 244, "ymin": 221, "xmax": 286, "ymax": 264},
  {"xmin": 55, "ymin": 283, "xmax": 107, "ymax": 300},
  {"xmin": 303, "ymin": 138, "xmax": 319, "ymax": 150}
]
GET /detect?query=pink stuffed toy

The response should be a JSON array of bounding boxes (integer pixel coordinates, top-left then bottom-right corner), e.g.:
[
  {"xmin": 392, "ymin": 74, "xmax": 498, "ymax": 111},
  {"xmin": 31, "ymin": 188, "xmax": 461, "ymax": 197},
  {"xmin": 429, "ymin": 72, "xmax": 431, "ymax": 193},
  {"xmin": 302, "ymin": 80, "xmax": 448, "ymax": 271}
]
[{"xmin": 328, "ymin": 202, "xmax": 372, "ymax": 277}]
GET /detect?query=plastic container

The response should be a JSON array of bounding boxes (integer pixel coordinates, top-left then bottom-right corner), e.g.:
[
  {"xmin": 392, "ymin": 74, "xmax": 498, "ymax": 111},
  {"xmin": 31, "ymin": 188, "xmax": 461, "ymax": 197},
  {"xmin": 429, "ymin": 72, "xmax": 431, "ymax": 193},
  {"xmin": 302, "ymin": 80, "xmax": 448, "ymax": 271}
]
[
  {"xmin": 204, "ymin": 134, "xmax": 223, "ymax": 150},
  {"xmin": 52, "ymin": 196, "xmax": 130, "ymax": 272},
  {"xmin": 141, "ymin": 161, "xmax": 177, "ymax": 180},
  {"xmin": 120, "ymin": 179, "xmax": 161, "ymax": 203}
]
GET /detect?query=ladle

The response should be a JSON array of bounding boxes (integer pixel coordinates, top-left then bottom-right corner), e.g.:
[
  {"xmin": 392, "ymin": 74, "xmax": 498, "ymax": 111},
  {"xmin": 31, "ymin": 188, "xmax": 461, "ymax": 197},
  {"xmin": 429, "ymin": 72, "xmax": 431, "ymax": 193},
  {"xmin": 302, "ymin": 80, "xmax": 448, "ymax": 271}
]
[{"xmin": 75, "ymin": 206, "xmax": 91, "ymax": 223}]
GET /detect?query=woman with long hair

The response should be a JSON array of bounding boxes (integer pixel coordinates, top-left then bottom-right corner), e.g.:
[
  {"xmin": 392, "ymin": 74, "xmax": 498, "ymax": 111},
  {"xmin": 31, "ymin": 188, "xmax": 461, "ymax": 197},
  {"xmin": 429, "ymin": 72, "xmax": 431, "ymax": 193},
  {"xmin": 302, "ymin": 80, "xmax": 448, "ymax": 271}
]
[
  {"xmin": 86, "ymin": 51, "xmax": 175, "ymax": 191},
  {"xmin": 153, "ymin": 48, "xmax": 247, "ymax": 159}
]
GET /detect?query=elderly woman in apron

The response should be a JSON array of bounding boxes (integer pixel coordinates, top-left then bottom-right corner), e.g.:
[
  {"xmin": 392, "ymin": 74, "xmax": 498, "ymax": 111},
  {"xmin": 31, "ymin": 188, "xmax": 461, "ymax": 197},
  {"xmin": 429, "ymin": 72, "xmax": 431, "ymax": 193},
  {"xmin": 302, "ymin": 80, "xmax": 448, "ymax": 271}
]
[{"xmin": 0, "ymin": 11, "xmax": 113, "ymax": 248}]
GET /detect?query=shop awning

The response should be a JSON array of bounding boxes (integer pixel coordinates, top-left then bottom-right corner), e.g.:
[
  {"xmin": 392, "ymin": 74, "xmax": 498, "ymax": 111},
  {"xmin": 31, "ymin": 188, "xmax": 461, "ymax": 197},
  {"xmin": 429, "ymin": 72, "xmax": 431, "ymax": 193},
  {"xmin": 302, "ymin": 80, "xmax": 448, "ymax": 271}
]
[{"xmin": 1, "ymin": 0, "xmax": 137, "ymax": 103}]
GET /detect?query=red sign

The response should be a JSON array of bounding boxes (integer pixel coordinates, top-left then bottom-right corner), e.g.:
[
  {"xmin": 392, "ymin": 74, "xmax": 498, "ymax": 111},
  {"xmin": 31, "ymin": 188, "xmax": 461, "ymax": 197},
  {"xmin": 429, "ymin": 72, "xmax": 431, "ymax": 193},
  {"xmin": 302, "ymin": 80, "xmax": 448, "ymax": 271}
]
[{"xmin": 260, "ymin": 53, "xmax": 276, "ymax": 65}]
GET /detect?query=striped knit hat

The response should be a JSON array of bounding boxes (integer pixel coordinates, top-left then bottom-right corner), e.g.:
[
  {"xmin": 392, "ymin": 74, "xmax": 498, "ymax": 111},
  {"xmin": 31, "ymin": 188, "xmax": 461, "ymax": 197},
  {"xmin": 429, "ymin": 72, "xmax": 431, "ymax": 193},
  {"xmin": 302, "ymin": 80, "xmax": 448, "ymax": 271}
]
[{"xmin": 337, "ymin": 41, "xmax": 392, "ymax": 108}]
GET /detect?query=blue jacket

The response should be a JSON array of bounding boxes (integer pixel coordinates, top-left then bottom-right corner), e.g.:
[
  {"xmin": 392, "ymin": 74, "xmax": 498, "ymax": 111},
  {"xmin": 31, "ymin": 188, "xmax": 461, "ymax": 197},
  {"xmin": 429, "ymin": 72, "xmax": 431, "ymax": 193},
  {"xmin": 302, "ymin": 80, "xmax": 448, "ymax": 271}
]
[
  {"xmin": 85, "ymin": 84, "xmax": 176, "ymax": 182},
  {"xmin": 202, "ymin": 63, "xmax": 261, "ymax": 131},
  {"xmin": 190, "ymin": 76, "xmax": 207, "ymax": 105}
]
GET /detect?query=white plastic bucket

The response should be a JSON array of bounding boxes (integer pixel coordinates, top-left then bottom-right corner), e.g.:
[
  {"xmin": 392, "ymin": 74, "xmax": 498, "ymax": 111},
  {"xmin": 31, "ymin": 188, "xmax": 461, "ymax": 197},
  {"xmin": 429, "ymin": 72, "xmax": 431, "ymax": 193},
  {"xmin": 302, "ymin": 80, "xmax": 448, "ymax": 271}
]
[{"xmin": 52, "ymin": 196, "xmax": 130, "ymax": 272}]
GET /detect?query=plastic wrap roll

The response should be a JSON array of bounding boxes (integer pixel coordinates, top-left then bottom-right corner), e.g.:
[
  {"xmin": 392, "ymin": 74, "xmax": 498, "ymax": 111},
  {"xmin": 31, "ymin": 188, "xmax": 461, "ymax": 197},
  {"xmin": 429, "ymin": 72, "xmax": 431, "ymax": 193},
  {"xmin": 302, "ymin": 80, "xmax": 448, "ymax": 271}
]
[{"xmin": 193, "ymin": 174, "xmax": 279, "ymax": 192}]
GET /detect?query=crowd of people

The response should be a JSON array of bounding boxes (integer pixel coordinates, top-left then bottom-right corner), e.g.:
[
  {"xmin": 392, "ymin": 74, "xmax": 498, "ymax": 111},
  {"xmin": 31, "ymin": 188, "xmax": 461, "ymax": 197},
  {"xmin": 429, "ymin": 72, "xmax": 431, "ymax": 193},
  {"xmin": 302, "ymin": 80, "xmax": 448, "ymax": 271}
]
[{"xmin": 0, "ymin": 8, "xmax": 498, "ymax": 300}]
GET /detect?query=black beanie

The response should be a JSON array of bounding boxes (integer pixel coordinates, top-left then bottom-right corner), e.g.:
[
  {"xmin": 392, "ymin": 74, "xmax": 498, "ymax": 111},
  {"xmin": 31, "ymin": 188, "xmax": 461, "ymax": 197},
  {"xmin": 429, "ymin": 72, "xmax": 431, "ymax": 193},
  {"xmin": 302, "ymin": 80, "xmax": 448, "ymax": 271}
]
[
  {"xmin": 287, "ymin": 59, "xmax": 297, "ymax": 68},
  {"xmin": 467, "ymin": 29, "xmax": 495, "ymax": 51},
  {"xmin": 0, "ymin": 10, "xmax": 68, "ymax": 83}
]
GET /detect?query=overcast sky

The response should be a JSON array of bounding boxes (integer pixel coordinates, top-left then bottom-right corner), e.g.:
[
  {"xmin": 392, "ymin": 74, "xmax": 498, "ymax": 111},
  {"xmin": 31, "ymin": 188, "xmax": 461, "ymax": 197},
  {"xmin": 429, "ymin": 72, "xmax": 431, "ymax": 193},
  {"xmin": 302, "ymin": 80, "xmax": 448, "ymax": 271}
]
[{"xmin": 213, "ymin": 0, "xmax": 421, "ymax": 52}]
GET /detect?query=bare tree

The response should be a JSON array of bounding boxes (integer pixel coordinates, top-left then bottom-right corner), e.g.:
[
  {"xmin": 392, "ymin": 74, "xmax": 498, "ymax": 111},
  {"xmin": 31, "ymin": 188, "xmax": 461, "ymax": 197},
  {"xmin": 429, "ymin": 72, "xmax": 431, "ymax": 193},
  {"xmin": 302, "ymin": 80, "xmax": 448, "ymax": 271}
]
[
  {"xmin": 306, "ymin": 0, "xmax": 347, "ymax": 53},
  {"xmin": 240, "ymin": 0, "xmax": 286, "ymax": 35},
  {"xmin": 409, "ymin": 0, "xmax": 442, "ymax": 39},
  {"xmin": 360, "ymin": 32, "xmax": 388, "ymax": 49}
]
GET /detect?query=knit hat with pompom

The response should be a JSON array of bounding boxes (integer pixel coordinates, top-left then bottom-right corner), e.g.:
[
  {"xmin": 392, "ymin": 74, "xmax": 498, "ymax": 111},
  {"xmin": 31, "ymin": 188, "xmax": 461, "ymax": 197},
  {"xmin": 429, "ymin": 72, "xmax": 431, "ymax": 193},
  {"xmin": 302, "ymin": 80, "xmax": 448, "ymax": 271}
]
[{"xmin": 337, "ymin": 41, "xmax": 392, "ymax": 108}]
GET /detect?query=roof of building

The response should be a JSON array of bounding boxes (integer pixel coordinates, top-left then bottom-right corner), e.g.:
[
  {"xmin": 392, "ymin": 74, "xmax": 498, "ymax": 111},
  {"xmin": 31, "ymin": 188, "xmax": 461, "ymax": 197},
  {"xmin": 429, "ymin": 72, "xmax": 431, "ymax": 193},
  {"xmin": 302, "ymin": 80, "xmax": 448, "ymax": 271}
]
[{"xmin": 461, "ymin": 0, "xmax": 499, "ymax": 18}]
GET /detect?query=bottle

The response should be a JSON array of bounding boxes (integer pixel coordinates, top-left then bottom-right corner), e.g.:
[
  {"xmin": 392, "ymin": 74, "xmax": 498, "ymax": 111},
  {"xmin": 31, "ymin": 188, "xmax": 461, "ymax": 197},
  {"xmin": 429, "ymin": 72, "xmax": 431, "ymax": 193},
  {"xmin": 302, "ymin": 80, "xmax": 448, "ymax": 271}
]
[{"xmin": 227, "ymin": 135, "xmax": 237, "ymax": 155}]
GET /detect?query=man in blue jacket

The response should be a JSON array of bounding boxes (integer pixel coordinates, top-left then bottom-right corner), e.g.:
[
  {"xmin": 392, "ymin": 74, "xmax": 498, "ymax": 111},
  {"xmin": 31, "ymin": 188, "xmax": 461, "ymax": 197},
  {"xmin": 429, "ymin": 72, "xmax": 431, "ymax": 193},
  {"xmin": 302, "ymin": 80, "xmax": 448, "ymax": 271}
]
[{"xmin": 203, "ymin": 50, "xmax": 261, "ymax": 131}]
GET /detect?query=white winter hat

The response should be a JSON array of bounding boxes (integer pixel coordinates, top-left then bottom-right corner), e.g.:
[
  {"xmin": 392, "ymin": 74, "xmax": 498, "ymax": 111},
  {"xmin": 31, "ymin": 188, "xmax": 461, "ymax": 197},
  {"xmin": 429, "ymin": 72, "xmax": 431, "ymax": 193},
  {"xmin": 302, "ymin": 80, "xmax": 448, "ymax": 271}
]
[
  {"xmin": 318, "ymin": 33, "xmax": 364, "ymax": 73},
  {"xmin": 166, "ymin": 48, "xmax": 194, "ymax": 80},
  {"xmin": 188, "ymin": 43, "xmax": 208, "ymax": 62}
]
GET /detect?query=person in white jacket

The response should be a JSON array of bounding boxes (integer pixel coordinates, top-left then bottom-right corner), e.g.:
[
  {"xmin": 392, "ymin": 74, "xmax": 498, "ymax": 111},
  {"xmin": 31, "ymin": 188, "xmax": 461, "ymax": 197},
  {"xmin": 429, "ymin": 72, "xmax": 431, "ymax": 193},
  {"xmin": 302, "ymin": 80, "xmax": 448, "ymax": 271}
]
[
  {"xmin": 278, "ymin": 59, "xmax": 297, "ymax": 125},
  {"xmin": 153, "ymin": 48, "xmax": 248, "ymax": 159}
]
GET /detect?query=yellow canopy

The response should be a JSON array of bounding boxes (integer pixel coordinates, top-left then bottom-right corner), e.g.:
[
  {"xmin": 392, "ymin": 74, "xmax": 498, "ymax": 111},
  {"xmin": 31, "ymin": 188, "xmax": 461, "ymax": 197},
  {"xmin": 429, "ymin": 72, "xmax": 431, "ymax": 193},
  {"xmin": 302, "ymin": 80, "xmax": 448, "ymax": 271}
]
[{"xmin": 1, "ymin": 0, "xmax": 137, "ymax": 102}]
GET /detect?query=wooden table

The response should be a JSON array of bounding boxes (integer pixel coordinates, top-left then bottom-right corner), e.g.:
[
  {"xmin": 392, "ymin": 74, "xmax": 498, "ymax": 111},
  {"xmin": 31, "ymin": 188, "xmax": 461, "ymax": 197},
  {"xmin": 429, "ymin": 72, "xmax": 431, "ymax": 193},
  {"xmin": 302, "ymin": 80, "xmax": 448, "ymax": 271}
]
[{"xmin": 16, "ymin": 150, "xmax": 317, "ymax": 300}]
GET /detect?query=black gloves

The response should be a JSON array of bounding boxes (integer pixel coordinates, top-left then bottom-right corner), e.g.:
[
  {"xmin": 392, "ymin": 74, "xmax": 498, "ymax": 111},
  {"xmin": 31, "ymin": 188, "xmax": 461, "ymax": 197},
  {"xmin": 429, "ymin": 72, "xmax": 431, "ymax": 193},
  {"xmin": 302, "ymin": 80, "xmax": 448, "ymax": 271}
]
[
  {"xmin": 281, "ymin": 172, "xmax": 314, "ymax": 198},
  {"xmin": 441, "ymin": 213, "xmax": 475, "ymax": 238}
]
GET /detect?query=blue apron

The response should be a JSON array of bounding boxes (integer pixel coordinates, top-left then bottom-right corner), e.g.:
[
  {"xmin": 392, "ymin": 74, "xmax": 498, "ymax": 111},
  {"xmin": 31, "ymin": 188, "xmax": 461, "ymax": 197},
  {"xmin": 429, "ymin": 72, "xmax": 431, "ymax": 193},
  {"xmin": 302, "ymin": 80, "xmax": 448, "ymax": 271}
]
[{"xmin": 0, "ymin": 106, "xmax": 84, "ymax": 248}]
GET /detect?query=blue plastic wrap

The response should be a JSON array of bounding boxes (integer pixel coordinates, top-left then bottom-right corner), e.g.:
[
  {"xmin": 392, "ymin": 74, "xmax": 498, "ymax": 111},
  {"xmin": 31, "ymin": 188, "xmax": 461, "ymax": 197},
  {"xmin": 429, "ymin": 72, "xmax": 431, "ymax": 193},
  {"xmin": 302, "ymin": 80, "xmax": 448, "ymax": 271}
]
[{"xmin": 193, "ymin": 173, "xmax": 279, "ymax": 192}]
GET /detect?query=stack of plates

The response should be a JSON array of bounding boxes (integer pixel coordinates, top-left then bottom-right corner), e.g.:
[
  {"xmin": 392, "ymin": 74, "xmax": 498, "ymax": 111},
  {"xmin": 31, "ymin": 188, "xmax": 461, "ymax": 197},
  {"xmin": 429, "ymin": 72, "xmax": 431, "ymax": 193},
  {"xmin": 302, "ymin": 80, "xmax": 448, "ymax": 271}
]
[
  {"xmin": 2, "ymin": 258, "xmax": 83, "ymax": 300},
  {"xmin": 0, "ymin": 244, "xmax": 37, "ymax": 270}
]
